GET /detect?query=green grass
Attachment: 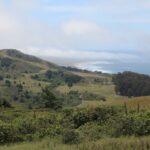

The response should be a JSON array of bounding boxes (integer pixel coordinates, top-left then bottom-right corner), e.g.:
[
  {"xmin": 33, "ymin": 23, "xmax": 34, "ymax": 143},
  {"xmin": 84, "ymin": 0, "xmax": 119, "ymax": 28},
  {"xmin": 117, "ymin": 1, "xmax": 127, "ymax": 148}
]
[
  {"xmin": 56, "ymin": 81, "xmax": 150, "ymax": 111},
  {"xmin": 0, "ymin": 136, "xmax": 150, "ymax": 150},
  {"xmin": 56, "ymin": 84, "xmax": 116, "ymax": 99}
]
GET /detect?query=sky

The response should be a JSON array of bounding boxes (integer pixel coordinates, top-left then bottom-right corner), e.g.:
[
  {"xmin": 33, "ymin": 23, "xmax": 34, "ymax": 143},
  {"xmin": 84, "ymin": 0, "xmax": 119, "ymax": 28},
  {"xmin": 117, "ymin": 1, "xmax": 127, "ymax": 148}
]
[{"xmin": 0, "ymin": 0, "xmax": 150, "ymax": 74}]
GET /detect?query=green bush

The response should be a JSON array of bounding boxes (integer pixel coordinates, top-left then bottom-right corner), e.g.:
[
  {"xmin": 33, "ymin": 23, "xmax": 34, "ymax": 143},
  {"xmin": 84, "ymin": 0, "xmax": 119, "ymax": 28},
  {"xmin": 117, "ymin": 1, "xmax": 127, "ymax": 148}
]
[
  {"xmin": 0, "ymin": 76, "xmax": 3, "ymax": 81},
  {"xmin": 62, "ymin": 130, "xmax": 80, "ymax": 144},
  {"xmin": 5, "ymin": 80, "xmax": 11, "ymax": 87},
  {"xmin": 0, "ymin": 121, "xmax": 23, "ymax": 144},
  {"xmin": 41, "ymin": 87, "xmax": 62, "ymax": 109},
  {"xmin": 0, "ymin": 106, "xmax": 149, "ymax": 145},
  {"xmin": 110, "ymin": 112, "xmax": 150, "ymax": 137},
  {"xmin": 0, "ymin": 99, "xmax": 11, "ymax": 108},
  {"xmin": 78, "ymin": 122, "xmax": 111, "ymax": 140},
  {"xmin": 73, "ymin": 110, "xmax": 90, "ymax": 128}
]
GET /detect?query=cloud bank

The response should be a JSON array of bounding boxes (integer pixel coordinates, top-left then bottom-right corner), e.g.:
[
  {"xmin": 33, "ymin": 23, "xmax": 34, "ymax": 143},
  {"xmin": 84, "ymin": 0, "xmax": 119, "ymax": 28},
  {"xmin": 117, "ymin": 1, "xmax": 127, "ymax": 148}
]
[{"xmin": 0, "ymin": 0, "xmax": 150, "ymax": 74}]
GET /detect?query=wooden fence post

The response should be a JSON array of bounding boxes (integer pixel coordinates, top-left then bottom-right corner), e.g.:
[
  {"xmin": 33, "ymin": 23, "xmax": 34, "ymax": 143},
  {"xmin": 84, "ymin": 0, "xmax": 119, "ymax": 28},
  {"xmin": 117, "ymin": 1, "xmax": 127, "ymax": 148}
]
[
  {"xmin": 137, "ymin": 103, "xmax": 140, "ymax": 113},
  {"xmin": 124, "ymin": 102, "xmax": 128, "ymax": 115}
]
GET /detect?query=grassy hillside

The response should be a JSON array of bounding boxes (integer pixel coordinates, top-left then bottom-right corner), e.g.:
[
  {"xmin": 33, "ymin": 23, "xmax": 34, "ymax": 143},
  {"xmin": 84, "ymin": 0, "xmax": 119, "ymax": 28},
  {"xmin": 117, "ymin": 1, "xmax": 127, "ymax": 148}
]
[
  {"xmin": 0, "ymin": 49, "xmax": 149, "ymax": 110},
  {"xmin": 0, "ymin": 49, "xmax": 73, "ymax": 106},
  {"xmin": 0, "ymin": 49, "xmax": 63, "ymax": 75},
  {"xmin": 0, "ymin": 50, "xmax": 150, "ymax": 150},
  {"xmin": 0, "ymin": 49, "xmax": 115, "ymax": 108}
]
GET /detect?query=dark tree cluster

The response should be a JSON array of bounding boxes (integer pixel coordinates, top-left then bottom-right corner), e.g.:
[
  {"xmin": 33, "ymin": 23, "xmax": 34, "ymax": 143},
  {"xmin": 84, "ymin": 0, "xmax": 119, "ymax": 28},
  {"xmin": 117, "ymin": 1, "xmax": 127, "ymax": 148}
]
[
  {"xmin": 0, "ymin": 57, "xmax": 13, "ymax": 69},
  {"xmin": 0, "ymin": 75, "xmax": 3, "ymax": 81},
  {"xmin": 35, "ymin": 86, "xmax": 63, "ymax": 110},
  {"xmin": 113, "ymin": 71, "xmax": 150, "ymax": 97},
  {"xmin": 45, "ymin": 70, "xmax": 64, "ymax": 79},
  {"xmin": 0, "ymin": 99, "xmax": 11, "ymax": 108},
  {"xmin": 64, "ymin": 74, "xmax": 82, "ymax": 85}
]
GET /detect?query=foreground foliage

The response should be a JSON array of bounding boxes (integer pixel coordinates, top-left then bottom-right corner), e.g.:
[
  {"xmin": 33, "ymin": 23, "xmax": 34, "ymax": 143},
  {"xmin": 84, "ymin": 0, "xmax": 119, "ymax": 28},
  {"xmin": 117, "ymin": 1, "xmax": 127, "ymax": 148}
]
[
  {"xmin": 0, "ymin": 106, "xmax": 150, "ymax": 145},
  {"xmin": 0, "ymin": 136, "xmax": 150, "ymax": 150}
]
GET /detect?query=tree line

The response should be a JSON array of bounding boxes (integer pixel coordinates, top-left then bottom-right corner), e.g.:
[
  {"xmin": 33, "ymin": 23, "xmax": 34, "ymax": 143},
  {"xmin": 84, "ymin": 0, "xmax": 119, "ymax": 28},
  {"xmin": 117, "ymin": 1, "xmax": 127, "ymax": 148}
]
[{"xmin": 113, "ymin": 71, "xmax": 150, "ymax": 97}]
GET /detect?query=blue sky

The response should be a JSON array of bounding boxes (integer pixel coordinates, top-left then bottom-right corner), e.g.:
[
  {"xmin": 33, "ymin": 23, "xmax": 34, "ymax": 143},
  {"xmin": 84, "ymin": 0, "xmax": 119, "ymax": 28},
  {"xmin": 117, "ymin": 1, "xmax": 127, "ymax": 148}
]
[{"xmin": 0, "ymin": 0, "xmax": 150, "ymax": 74}]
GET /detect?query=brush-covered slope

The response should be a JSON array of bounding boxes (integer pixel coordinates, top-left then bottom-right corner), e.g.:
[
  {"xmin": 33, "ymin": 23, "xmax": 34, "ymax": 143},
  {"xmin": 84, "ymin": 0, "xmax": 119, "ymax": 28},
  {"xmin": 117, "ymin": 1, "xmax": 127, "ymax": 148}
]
[
  {"xmin": 0, "ymin": 49, "xmax": 83, "ymax": 106},
  {"xmin": 0, "ymin": 49, "xmax": 61, "ymax": 75}
]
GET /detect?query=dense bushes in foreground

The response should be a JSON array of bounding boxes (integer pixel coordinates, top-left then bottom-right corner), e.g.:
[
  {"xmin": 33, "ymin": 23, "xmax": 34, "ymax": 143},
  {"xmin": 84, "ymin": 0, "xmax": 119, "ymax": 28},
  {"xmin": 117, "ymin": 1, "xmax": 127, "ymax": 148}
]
[{"xmin": 0, "ymin": 106, "xmax": 149, "ymax": 145}]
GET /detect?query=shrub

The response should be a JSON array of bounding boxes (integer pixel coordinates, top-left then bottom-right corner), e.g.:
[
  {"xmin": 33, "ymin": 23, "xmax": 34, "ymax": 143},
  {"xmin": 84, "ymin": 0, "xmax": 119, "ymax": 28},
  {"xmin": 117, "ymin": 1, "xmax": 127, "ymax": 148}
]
[
  {"xmin": 62, "ymin": 130, "xmax": 80, "ymax": 144},
  {"xmin": 0, "ymin": 122, "xmax": 23, "ymax": 144},
  {"xmin": 0, "ymin": 76, "xmax": 3, "ymax": 81},
  {"xmin": 73, "ymin": 110, "xmax": 90, "ymax": 128},
  {"xmin": 41, "ymin": 87, "xmax": 62, "ymax": 109},
  {"xmin": 5, "ymin": 80, "xmax": 11, "ymax": 87},
  {"xmin": 0, "ymin": 99, "xmax": 11, "ymax": 108},
  {"xmin": 110, "ymin": 112, "xmax": 150, "ymax": 137}
]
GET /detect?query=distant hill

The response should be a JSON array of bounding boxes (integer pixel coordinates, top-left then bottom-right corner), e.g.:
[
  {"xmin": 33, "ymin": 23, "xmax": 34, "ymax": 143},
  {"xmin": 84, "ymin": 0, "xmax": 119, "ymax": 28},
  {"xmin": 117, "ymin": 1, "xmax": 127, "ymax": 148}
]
[
  {"xmin": 0, "ymin": 49, "xmax": 62, "ymax": 75},
  {"xmin": 0, "ymin": 49, "xmax": 149, "ymax": 110},
  {"xmin": 0, "ymin": 49, "xmax": 83, "ymax": 107}
]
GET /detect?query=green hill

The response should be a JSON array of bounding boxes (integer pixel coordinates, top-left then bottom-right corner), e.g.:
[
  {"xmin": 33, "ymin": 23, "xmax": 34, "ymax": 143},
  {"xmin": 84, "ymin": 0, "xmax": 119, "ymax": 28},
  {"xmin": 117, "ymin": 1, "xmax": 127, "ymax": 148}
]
[
  {"xmin": 0, "ymin": 49, "xmax": 61, "ymax": 74},
  {"xmin": 0, "ymin": 49, "xmax": 82, "ymax": 106},
  {"xmin": 0, "ymin": 49, "xmax": 114, "ymax": 108},
  {"xmin": 0, "ymin": 50, "xmax": 150, "ymax": 150}
]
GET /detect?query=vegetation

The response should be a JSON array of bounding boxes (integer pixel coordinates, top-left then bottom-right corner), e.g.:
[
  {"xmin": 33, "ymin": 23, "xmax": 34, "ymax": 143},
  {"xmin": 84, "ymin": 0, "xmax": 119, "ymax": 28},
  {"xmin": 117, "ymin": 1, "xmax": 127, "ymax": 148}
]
[
  {"xmin": 0, "ymin": 49, "xmax": 150, "ymax": 150},
  {"xmin": 0, "ymin": 136, "xmax": 150, "ymax": 150},
  {"xmin": 0, "ymin": 106, "xmax": 149, "ymax": 144},
  {"xmin": 113, "ymin": 71, "xmax": 150, "ymax": 97},
  {"xmin": 40, "ymin": 86, "xmax": 62, "ymax": 109}
]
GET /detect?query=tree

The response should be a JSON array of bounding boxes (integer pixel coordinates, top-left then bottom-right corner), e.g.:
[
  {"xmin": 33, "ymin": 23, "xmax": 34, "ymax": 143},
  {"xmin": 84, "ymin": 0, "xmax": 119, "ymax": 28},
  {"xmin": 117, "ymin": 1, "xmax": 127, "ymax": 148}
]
[
  {"xmin": 113, "ymin": 71, "xmax": 150, "ymax": 97},
  {"xmin": 68, "ymin": 82, "xmax": 73, "ymax": 88},
  {"xmin": 0, "ymin": 75, "xmax": 3, "ymax": 81},
  {"xmin": 65, "ymin": 74, "xmax": 82, "ymax": 85},
  {"xmin": 62, "ymin": 130, "xmax": 80, "ymax": 144},
  {"xmin": 5, "ymin": 80, "xmax": 11, "ymax": 87},
  {"xmin": 0, "ymin": 99, "xmax": 11, "ymax": 108},
  {"xmin": 41, "ymin": 87, "xmax": 62, "ymax": 109},
  {"xmin": 16, "ymin": 84, "xmax": 23, "ymax": 92},
  {"xmin": 45, "ymin": 70, "xmax": 53, "ymax": 79}
]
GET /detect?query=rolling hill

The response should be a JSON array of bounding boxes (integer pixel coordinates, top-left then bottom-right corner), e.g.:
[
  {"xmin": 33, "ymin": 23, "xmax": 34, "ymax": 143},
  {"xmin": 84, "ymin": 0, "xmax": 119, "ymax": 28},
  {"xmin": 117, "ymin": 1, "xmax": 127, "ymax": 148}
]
[
  {"xmin": 0, "ymin": 49, "xmax": 83, "ymax": 106},
  {"xmin": 0, "ymin": 49, "xmax": 150, "ymax": 150},
  {"xmin": 0, "ymin": 49, "xmax": 61, "ymax": 74},
  {"xmin": 0, "ymin": 49, "xmax": 110, "ymax": 108},
  {"xmin": 0, "ymin": 49, "xmax": 149, "ymax": 110}
]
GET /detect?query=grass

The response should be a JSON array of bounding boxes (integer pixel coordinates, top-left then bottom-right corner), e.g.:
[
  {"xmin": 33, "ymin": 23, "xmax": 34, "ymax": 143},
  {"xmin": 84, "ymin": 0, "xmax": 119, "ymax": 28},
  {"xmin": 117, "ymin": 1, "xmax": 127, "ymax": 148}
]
[
  {"xmin": 56, "ymin": 81, "xmax": 150, "ymax": 110},
  {"xmin": 56, "ymin": 84, "xmax": 116, "ymax": 99},
  {"xmin": 79, "ymin": 96, "xmax": 150, "ymax": 110},
  {"xmin": 71, "ymin": 71, "xmax": 111, "ymax": 79},
  {"xmin": 17, "ymin": 74, "xmax": 49, "ymax": 93},
  {"xmin": 0, "ymin": 136, "xmax": 150, "ymax": 150}
]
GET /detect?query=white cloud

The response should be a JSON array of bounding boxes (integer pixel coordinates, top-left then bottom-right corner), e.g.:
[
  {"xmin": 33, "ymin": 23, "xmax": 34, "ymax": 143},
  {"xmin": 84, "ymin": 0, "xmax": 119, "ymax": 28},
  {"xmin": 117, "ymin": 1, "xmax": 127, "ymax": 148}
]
[
  {"xmin": 0, "ymin": 3, "xmax": 20, "ymax": 33},
  {"xmin": 62, "ymin": 20, "xmax": 99, "ymax": 35},
  {"xmin": 0, "ymin": 13, "xmax": 18, "ymax": 33},
  {"xmin": 136, "ymin": 33, "xmax": 150, "ymax": 59},
  {"xmin": 21, "ymin": 47, "xmax": 140, "ymax": 63},
  {"xmin": 0, "ymin": 0, "xmax": 149, "ymax": 74},
  {"xmin": 61, "ymin": 20, "xmax": 112, "ymax": 47}
]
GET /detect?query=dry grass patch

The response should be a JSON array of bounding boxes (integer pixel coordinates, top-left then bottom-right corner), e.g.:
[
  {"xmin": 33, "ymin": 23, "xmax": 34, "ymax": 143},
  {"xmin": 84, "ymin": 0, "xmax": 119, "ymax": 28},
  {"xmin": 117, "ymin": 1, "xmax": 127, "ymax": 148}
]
[{"xmin": 80, "ymin": 96, "xmax": 150, "ymax": 110}]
